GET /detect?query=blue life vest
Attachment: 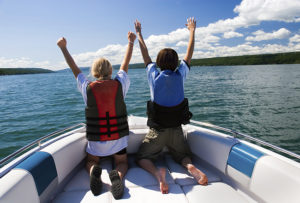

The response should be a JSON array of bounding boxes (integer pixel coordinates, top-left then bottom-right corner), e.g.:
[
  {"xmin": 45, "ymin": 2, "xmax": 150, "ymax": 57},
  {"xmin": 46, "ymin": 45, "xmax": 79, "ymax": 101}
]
[{"xmin": 153, "ymin": 70, "xmax": 184, "ymax": 107}]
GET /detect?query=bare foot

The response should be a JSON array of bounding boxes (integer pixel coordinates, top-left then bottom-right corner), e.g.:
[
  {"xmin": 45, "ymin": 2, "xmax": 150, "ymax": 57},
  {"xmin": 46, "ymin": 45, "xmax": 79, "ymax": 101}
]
[
  {"xmin": 158, "ymin": 168, "xmax": 168, "ymax": 194},
  {"xmin": 188, "ymin": 167, "xmax": 208, "ymax": 185}
]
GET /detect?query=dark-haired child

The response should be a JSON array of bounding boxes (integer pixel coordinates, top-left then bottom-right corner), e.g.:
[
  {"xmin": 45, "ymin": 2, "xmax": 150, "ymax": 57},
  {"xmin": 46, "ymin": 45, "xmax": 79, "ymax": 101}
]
[{"xmin": 134, "ymin": 18, "xmax": 208, "ymax": 194}]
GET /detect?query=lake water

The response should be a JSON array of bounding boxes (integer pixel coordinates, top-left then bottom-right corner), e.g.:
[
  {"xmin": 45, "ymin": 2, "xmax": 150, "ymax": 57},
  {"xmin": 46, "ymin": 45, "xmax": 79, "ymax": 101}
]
[{"xmin": 1, "ymin": 64, "xmax": 300, "ymax": 161}]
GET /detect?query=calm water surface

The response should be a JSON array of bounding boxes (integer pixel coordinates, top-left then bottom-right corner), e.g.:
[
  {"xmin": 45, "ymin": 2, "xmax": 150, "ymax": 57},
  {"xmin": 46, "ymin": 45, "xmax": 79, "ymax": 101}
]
[{"xmin": 1, "ymin": 64, "xmax": 300, "ymax": 161}]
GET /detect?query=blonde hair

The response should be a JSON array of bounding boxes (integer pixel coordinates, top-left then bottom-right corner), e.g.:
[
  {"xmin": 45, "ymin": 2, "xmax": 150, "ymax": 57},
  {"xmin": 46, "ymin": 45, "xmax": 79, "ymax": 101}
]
[{"xmin": 91, "ymin": 58, "xmax": 112, "ymax": 80}]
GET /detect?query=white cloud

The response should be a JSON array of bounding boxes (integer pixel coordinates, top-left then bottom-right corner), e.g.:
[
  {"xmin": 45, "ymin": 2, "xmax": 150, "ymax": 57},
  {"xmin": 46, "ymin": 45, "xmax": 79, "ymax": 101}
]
[
  {"xmin": 223, "ymin": 31, "xmax": 244, "ymax": 39},
  {"xmin": 0, "ymin": 57, "xmax": 51, "ymax": 69},
  {"xmin": 289, "ymin": 34, "xmax": 300, "ymax": 43},
  {"xmin": 72, "ymin": 44, "xmax": 127, "ymax": 67},
  {"xmin": 234, "ymin": 0, "xmax": 300, "ymax": 23},
  {"xmin": 197, "ymin": 0, "xmax": 300, "ymax": 35},
  {"xmin": 193, "ymin": 42, "xmax": 300, "ymax": 59},
  {"xmin": 176, "ymin": 41, "xmax": 188, "ymax": 47},
  {"xmin": 246, "ymin": 28, "xmax": 291, "ymax": 41}
]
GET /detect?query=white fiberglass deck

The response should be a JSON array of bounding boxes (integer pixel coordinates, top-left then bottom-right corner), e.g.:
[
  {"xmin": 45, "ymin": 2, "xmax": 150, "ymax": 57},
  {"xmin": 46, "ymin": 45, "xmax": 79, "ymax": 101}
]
[{"xmin": 53, "ymin": 153, "xmax": 249, "ymax": 203}]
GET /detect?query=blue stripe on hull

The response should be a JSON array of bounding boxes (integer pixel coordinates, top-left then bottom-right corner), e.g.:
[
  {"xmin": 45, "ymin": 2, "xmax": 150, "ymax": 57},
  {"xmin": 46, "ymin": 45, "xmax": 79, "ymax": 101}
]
[
  {"xmin": 15, "ymin": 151, "xmax": 57, "ymax": 195},
  {"xmin": 227, "ymin": 143, "xmax": 264, "ymax": 177}
]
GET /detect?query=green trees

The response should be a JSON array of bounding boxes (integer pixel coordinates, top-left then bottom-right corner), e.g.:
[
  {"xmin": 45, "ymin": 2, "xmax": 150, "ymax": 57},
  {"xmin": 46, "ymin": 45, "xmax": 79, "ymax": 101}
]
[
  {"xmin": 0, "ymin": 68, "xmax": 54, "ymax": 75},
  {"xmin": 190, "ymin": 52, "xmax": 300, "ymax": 66}
]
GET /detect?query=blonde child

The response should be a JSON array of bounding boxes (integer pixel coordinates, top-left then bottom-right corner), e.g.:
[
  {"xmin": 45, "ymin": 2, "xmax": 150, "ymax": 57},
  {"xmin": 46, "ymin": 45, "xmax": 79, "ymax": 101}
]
[{"xmin": 57, "ymin": 31, "xmax": 136, "ymax": 199}]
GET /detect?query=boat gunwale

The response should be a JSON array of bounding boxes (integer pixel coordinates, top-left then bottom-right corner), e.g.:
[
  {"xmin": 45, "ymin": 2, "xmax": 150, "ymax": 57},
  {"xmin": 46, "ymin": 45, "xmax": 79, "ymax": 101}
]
[
  {"xmin": 1, "ymin": 117, "xmax": 300, "ymax": 178},
  {"xmin": 190, "ymin": 119, "xmax": 300, "ymax": 160},
  {"xmin": 0, "ymin": 123, "xmax": 86, "ymax": 178}
]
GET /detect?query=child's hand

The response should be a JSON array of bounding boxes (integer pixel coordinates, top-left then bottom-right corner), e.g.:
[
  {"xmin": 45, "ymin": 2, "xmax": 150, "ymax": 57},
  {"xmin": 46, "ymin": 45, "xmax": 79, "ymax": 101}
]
[
  {"xmin": 57, "ymin": 37, "xmax": 67, "ymax": 48},
  {"xmin": 128, "ymin": 31, "xmax": 136, "ymax": 43},
  {"xmin": 134, "ymin": 19, "xmax": 142, "ymax": 34},
  {"xmin": 185, "ymin": 17, "xmax": 196, "ymax": 32}
]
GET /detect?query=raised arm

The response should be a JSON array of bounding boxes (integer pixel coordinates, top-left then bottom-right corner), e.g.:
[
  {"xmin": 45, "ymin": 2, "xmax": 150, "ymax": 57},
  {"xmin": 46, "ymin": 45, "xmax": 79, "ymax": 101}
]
[
  {"xmin": 57, "ymin": 37, "xmax": 81, "ymax": 78},
  {"xmin": 184, "ymin": 17, "xmax": 196, "ymax": 66},
  {"xmin": 134, "ymin": 20, "xmax": 152, "ymax": 66},
  {"xmin": 120, "ymin": 31, "xmax": 136, "ymax": 73}
]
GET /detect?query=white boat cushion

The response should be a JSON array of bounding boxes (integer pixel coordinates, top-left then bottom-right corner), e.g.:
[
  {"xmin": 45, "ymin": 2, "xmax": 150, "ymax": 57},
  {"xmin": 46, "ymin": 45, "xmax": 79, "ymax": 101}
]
[
  {"xmin": 127, "ymin": 129, "xmax": 148, "ymax": 154},
  {"xmin": 183, "ymin": 182, "xmax": 248, "ymax": 203},
  {"xmin": 128, "ymin": 115, "xmax": 148, "ymax": 129},
  {"xmin": 125, "ymin": 154, "xmax": 175, "ymax": 187},
  {"xmin": 53, "ymin": 190, "xmax": 111, "ymax": 203},
  {"xmin": 250, "ymin": 156, "xmax": 300, "ymax": 203},
  {"xmin": 124, "ymin": 167, "xmax": 175, "ymax": 188},
  {"xmin": 8, "ymin": 151, "xmax": 59, "ymax": 203},
  {"xmin": 54, "ymin": 184, "xmax": 188, "ymax": 203},
  {"xmin": 165, "ymin": 154, "xmax": 221, "ymax": 186},
  {"xmin": 186, "ymin": 127, "xmax": 238, "ymax": 174},
  {"xmin": 127, "ymin": 154, "xmax": 168, "ymax": 169},
  {"xmin": 226, "ymin": 165, "xmax": 250, "ymax": 187},
  {"xmin": 0, "ymin": 169, "xmax": 39, "ymax": 203},
  {"xmin": 42, "ymin": 132, "xmax": 87, "ymax": 184},
  {"xmin": 64, "ymin": 158, "xmax": 113, "ymax": 192},
  {"xmin": 112, "ymin": 184, "xmax": 188, "ymax": 203},
  {"xmin": 226, "ymin": 142, "xmax": 264, "ymax": 188}
]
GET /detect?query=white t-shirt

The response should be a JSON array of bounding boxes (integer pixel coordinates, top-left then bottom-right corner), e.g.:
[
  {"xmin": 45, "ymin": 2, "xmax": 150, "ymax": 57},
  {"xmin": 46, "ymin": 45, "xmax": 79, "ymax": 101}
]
[{"xmin": 77, "ymin": 70, "xmax": 130, "ymax": 157}]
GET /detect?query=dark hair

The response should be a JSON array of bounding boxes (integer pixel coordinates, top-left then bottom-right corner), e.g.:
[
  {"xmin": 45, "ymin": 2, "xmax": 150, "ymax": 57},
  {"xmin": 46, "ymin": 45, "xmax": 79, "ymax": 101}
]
[{"xmin": 156, "ymin": 48, "xmax": 178, "ymax": 71}]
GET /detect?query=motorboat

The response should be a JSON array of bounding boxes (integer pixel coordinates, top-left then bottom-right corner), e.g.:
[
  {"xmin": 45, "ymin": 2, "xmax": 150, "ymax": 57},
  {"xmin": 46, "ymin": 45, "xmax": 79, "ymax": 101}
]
[{"xmin": 0, "ymin": 115, "xmax": 299, "ymax": 203}]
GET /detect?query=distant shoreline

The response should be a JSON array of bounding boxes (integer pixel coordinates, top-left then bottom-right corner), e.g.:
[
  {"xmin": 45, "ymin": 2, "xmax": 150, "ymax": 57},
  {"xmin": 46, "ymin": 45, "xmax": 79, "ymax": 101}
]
[
  {"xmin": 124, "ymin": 51, "xmax": 300, "ymax": 69},
  {"xmin": 0, "ymin": 68, "xmax": 54, "ymax": 76},
  {"xmin": 190, "ymin": 51, "xmax": 300, "ymax": 67},
  {"xmin": 1, "ymin": 51, "xmax": 299, "ymax": 75}
]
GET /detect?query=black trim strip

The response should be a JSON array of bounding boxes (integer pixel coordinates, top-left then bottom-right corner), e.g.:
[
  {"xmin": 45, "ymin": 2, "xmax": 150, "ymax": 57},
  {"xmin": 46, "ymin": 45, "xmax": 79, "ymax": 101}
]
[
  {"xmin": 86, "ymin": 114, "xmax": 127, "ymax": 121},
  {"xmin": 86, "ymin": 121, "xmax": 128, "ymax": 128},
  {"xmin": 87, "ymin": 126, "xmax": 129, "ymax": 136}
]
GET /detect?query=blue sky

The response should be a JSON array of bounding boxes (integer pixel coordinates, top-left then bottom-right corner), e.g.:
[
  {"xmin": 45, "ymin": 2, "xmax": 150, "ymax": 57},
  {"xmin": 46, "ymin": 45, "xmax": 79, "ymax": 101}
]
[{"xmin": 0, "ymin": 0, "xmax": 300, "ymax": 70}]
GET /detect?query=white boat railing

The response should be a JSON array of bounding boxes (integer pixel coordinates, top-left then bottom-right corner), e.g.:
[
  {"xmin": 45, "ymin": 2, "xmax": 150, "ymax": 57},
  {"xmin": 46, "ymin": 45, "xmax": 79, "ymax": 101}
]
[
  {"xmin": 190, "ymin": 120, "xmax": 300, "ymax": 160},
  {"xmin": 0, "ymin": 123, "xmax": 86, "ymax": 167}
]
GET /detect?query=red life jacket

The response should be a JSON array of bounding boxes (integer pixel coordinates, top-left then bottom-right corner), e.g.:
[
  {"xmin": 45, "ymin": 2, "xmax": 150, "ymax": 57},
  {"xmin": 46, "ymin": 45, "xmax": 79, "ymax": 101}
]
[{"xmin": 85, "ymin": 79, "xmax": 129, "ymax": 141}]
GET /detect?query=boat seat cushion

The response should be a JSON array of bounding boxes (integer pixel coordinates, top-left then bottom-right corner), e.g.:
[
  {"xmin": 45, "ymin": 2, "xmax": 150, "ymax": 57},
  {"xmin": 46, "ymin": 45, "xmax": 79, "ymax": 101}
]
[
  {"xmin": 227, "ymin": 142, "xmax": 264, "ymax": 178},
  {"xmin": 125, "ymin": 154, "xmax": 175, "ymax": 187},
  {"xmin": 124, "ymin": 167, "xmax": 175, "ymax": 188},
  {"xmin": 54, "ymin": 155, "xmax": 186, "ymax": 203},
  {"xmin": 165, "ymin": 154, "xmax": 221, "ymax": 186},
  {"xmin": 226, "ymin": 142, "xmax": 264, "ymax": 187},
  {"xmin": 127, "ymin": 129, "xmax": 149, "ymax": 154},
  {"xmin": 54, "ymin": 184, "xmax": 188, "ymax": 203},
  {"xmin": 186, "ymin": 128, "xmax": 238, "ymax": 174},
  {"xmin": 0, "ymin": 169, "xmax": 40, "ymax": 203},
  {"xmin": 64, "ymin": 158, "xmax": 113, "ymax": 192},
  {"xmin": 183, "ymin": 182, "xmax": 249, "ymax": 203},
  {"xmin": 250, "ymin": 156, "xmax": 300, "ymax": 203},
  {"xmin": 53, "ymin": 190, "xmax": 111, "ymax": 203},
  {"xmin": 115, "ymin": 184, "xmax": 188, "ymax": 203},
  {"xmin": 42, "ymin": 132, "xmax": 87, "ymax": 184},
  {"xmin": 14, "ymin": 151, "xmax": 58, "ymax": 202}
]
